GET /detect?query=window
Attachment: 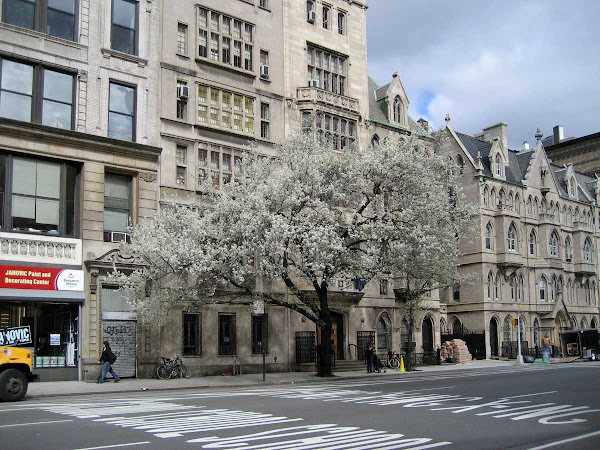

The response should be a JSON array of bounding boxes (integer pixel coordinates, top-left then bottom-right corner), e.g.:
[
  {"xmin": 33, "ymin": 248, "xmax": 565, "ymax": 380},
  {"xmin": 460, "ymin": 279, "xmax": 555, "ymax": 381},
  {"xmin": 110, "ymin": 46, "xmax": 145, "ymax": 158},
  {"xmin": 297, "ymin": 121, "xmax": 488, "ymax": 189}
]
[
  {"xmin": 337, "ymin": 11, "xmax": 345, "ymax": 34},
  {"xmin": 569, "ymin": 178, "xmax": 575, "ymax": 196},
  {"xmin": 259, "ymin": 0, "xmax": 269, "ymax": 8},
  {"xmin": 307, "ymin": 46, "xmax": 346, "ymax": 95},
  {"xmin": 198, "ymin": 7, "xmax": 254, "ymax": 73},
  {"xmin": 550, "ymin": 277, "xmax": 557, "ymax": 302},
  {"xmin": 183, "ymin": 312, "xmax": 201, "ymax": 356},
  {"xmin": 0, "ymin": 59, "xmax": 74, "ymax": 129},
  {"xmin": 518, "ymin": 275, "xmax": 524, "ymax": 302},
  {"xmin": 251, "ymin": 314, "xmax": 268, "ymax": 354},
  {"xmin": 371, "ymin": 135, "xmax": 379, "ymax": 147},
  {"xmin": 495, "ymin": 273, "xmax": 501, "ymax": 300},
  {"xmin": 510, "ymin": 276, "xmax": 516, "ymax": 301},
  {"xmin": 108, "ymin": 81, "xmax": 136, "ymax": 141},
  {"xmin": 198, "ymin": 85, "xmax": 254, "ymax": 136},
  {"xmin": 485, "ymin": 223, "xmax": 492, "ymax": 250},
  {"xmin": 539, "ymin": 277, "xmax": 547, "ymax": 301},
  {"xmin": 197, "ymin": 143, "xmax": 241, "ymax": 187},
  {"xmin": 111, "ymin": 0, "xmax": 138, "ymax": 55},
  {"xmin": 529, "ymin": 230, "xmax": 536, "ymax": 256},
  {"xmin": 507, "ymin": 224, "xmax": 517, "ymax": 251},
  {"xmin": 308, "ymin": 111, "xmax": 356, "ymax": 150},
  {"xmin": 393, "ymin": 96, "xmax": 403, "ymax": 124},
  {"xmin": 549, "ymin": 231, "xmax": 559, "ymax": 257},
  {"xmin": 494, "ymin": 154, "xmax": 501, "ymax": 176},
  {"xmin": 177, "ymin": 23, "xmax": 188, "ymax": 55},
  {"xmin": 487, "ymin": 272, "xmax": 494, "ymax": 299},
  {"xmin": 2, "ymin": 155, "xmax": 77, "ymax": 236},
  {"xmin": 584, "ymin": 238, "xmax": 593, "ymax": 262},
  {"xmin": 4, "ymin": 0, "xmax": 76, "ymax": 41},
  {"xmin": 456, "ymin": 155, "xmax": 464, "ymax": 174},
  {"xmin": 452, "ymin": 284, "xmax": 460, "ymax": 302},
  {"xmin": 218, "ymin": 313, "xmax": 236, "ymax": 355},
  {"xmin": 176, "ymin": 81, "xmax": 187, "ymax": 120},
  {"xmin": 322, "ymin": 5, "xmax": 330, "ymax": 29},
  {"xmin": 482, "ymin": 186, "xmax": 489, "ymax": 207},
  {"xmin": 379, "ymin": 278, "xmax": 388, "ymax": 296},
  {"xmin": 306, "ymin": 1, "xmax": 315, "ymax": 22},
  {"xmin": 260, "ymin": 102, "xmax": 269, "ymax": 139},
  {"xmin": 103, "ymin": 172, "xmax": 131, "ymax": 241},
  {"xmin": 377, "ymin": 314, "xmax": 391, "ymax": 350},
  {"xmin": 585, "ymin": 282, "xmax": 591, "ymax": 305},
  {"xmin": 176, "ymin": 145, "xmax": 187, "ymax": 185},
  {"xmin": 503, "ymin": 317, "xmax": 512, "ymax": 342},
  {"xmin": 260, "ymin": 49, "xmax": 269, "ymax": 77}
]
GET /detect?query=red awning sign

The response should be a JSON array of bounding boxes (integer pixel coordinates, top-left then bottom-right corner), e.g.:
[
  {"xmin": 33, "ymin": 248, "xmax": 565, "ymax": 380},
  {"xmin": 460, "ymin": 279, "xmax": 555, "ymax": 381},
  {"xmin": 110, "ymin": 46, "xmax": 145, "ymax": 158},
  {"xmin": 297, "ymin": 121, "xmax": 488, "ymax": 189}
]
[{"xmin": 0, "ymin": 265, "xmax": 84, "ymax": 291}]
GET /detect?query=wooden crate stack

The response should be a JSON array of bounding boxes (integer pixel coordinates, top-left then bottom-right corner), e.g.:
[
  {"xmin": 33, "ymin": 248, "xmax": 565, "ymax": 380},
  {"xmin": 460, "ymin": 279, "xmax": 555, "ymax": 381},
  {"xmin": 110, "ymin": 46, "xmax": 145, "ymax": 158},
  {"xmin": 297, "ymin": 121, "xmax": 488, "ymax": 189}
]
[{"xmin": 440, "ymin": 339, "xmax": 473, "ymax": 364}]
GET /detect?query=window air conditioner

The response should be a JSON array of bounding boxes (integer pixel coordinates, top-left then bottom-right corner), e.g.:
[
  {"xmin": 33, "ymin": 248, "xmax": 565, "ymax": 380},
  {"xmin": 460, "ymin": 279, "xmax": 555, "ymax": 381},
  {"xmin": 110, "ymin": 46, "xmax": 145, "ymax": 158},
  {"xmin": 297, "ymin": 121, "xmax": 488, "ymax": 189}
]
[
  {"xmin": 310, "ymin": 79, "xmax": 318, "ymax": 88},
  {"xmin": 260, "ymin": 64, "xmax": 270, "ymax": 78},
  {"xmin": 307, "ymin": 10, "xmax": 316, "ymax": 23},
  {"xmin": 109, "ymin": 232, "xmax": 130, "ymax": 243},
  {"xmin": 566, "ymin": 253, "xmax": 573, "ymax": 262},
  {"xmin": 177, "ymin": 85, "xmax": 189, "ymax": 99}
]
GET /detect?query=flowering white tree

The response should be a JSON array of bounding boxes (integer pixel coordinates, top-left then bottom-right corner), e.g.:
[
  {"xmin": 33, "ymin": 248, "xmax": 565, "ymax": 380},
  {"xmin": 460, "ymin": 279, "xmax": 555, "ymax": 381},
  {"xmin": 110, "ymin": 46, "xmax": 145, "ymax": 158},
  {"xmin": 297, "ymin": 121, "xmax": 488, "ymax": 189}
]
[{"xmin": 113, "ymin": 132, "xmax": 478, "ymax": 377}]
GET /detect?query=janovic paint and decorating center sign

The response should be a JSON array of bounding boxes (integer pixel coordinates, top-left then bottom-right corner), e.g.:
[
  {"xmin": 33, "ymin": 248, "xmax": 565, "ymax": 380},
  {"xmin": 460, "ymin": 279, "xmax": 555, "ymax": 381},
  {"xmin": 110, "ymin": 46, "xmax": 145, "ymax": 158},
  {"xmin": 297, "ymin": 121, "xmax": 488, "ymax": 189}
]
[
  {"xmin": 0, "ymin": 265, "xmax": 84, "ymax": 291},
  {"xmin": 0, "ymin": 326, "xmax": 32, "ymax": 346}
]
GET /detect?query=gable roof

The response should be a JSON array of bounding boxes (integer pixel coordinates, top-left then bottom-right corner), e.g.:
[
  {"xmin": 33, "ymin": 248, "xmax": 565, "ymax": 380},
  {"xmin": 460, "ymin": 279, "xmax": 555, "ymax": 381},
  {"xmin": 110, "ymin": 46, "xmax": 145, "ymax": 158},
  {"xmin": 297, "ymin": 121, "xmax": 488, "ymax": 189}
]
[
  {"xmin": 367, "ymin": 76, "xmax": 431, "ymax": 138},
  {"xmin": 451, "ymin": 129, "xmax": 597, "ymax": 203}
]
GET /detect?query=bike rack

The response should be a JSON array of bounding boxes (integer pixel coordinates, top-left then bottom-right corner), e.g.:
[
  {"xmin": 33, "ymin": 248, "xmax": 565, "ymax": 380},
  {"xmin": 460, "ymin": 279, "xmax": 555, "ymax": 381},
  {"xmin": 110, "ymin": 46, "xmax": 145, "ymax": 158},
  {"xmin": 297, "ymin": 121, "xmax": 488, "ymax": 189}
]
[{"xmin": 232, "ymin": 356, "xmax": 242, "ymax": 375}]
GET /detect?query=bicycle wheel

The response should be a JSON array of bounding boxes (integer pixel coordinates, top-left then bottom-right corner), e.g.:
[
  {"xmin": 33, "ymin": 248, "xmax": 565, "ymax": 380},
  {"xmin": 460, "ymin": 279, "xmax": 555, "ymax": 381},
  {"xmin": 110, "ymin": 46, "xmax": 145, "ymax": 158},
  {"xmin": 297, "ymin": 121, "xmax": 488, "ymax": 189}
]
[
  {"xmin": 389, "ymin": 358, "xmax": 400, "ymax": 370},
  {"xmin": 157, "ymin": 364, "xmax": 170, "ymax": 380}
]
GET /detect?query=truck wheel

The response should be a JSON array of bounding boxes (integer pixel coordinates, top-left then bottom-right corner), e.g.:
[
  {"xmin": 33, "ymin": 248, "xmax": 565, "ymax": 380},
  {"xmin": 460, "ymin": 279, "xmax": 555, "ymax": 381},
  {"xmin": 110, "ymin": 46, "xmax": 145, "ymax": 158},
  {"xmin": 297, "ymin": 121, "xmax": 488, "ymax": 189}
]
[{"xmin": 0, "ymin": 369, "xmax": 28, "ymax": 402}]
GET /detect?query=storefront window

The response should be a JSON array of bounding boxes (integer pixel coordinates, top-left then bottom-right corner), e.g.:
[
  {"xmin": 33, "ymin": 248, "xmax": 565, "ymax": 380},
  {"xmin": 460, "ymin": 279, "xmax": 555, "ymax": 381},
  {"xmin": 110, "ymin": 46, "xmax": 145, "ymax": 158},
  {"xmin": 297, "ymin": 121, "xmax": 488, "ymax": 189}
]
[{"xmin": 0, "ymin": 302, "xmax": 78, "ymax": 368}]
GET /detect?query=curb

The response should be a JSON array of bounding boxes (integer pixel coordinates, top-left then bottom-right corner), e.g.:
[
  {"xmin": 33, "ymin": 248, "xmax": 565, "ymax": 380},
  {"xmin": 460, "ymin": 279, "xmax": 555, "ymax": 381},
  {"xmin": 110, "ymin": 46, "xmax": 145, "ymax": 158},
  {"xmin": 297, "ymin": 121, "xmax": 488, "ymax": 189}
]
[{"xmin": 24, "ymin": 363, "xmax": 528, "ymax": 400}]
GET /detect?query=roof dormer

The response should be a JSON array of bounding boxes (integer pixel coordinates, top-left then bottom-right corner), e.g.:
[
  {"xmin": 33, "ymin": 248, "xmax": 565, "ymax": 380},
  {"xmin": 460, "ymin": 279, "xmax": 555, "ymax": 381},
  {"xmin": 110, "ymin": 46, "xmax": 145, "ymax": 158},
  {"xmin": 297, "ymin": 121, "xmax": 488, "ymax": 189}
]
[
  {"xmin": 383, "ymin": 72, "xmax": 409, "ymax": 128},
  {"xmin": 488, "ymin": 138, "xmax": 507, "ymax": 180},
  {"xmin": 565, "ymin": 163, "xmax": 577, "ymax": 198}
]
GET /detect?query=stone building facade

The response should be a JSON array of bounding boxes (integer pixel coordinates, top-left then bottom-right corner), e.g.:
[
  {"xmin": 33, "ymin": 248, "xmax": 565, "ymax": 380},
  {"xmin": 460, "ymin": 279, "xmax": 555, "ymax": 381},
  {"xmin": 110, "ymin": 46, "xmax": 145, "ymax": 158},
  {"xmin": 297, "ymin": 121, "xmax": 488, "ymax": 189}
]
[
  {"xmin": 0, "ymin": 0, "xmax": 161, "ymax": 381},
  {"xmin": 439, "ymin": 120, "xmax": 600, "ymax": 359},
  {"xmin": 545, "ymin": 129, "xmax": 600, "ymax": 177},
  {"xmin": 151, "ymin": 0, "xmax": 447, "ymax": 376}
]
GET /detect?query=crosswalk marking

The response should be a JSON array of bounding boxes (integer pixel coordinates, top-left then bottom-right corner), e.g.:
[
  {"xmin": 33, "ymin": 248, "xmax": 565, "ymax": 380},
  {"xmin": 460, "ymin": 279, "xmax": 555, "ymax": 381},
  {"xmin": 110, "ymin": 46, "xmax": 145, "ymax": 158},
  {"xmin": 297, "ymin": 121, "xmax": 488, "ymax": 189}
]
[{"xmin": 96, "ymin": 408, "xmax": 303, "ymax": 438}]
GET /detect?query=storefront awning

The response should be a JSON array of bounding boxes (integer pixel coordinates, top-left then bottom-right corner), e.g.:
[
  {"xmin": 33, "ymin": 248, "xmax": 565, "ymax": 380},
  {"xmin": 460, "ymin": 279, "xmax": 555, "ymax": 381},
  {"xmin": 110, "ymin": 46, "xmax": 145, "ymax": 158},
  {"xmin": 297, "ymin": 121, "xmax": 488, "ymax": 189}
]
[{"xmin": 0, "ymin": 288, "xmax": 85, "ymax": 303}]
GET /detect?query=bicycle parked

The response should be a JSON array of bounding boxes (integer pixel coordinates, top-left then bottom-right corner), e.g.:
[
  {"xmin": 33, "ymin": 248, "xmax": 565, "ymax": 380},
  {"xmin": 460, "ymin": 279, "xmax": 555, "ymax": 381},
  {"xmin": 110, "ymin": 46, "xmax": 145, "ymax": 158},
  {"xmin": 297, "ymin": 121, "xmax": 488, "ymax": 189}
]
[{"xmin": 156, "ymin": 355, "xmax": 189, "ymax": 379}]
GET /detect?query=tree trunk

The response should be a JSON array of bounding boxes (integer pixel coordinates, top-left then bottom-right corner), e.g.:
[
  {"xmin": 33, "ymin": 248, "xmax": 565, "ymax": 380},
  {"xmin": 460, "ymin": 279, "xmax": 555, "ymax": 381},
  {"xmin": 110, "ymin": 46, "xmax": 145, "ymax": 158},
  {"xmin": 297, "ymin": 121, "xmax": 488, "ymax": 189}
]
[
  {"xmin": 317, "ymin": 284, "xmax": 333, "ymax": 377},
  {"xmin": 406, "ymin": 303, "xmax": 414, "ymax": 372}
]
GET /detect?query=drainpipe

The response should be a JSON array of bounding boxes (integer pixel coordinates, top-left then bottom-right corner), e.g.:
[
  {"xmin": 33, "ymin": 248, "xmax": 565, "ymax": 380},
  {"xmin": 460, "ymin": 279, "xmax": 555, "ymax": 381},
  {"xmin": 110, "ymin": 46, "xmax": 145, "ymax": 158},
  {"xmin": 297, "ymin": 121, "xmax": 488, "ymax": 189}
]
[{"xmin": 593, "ymin": 198, "xmax": 599, "ymax": 314}]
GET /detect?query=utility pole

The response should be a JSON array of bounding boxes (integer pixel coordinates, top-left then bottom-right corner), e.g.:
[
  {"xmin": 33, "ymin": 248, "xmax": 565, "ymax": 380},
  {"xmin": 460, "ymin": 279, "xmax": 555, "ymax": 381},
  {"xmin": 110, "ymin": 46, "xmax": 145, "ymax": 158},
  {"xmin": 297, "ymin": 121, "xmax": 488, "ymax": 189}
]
[{"xmin": 262, "ymin": 310, "xmax": 266, "ymax": 381}]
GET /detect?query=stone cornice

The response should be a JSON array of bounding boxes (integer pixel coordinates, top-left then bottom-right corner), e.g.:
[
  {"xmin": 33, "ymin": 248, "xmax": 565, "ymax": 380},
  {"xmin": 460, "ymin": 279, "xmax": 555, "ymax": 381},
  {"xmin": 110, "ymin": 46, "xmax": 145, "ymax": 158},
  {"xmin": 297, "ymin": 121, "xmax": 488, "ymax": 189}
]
[{"xmin": 0, "ymin": 118, "xmax": 162, "ymax": 161}]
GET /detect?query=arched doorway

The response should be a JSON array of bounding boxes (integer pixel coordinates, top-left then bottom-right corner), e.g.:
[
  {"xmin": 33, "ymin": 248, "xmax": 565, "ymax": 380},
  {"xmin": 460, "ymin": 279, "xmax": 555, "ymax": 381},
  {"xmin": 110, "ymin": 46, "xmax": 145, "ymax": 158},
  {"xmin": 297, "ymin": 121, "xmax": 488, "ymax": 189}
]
[
  {"xmin": 422, "ymin": 316, "xmax": 434, "ymax": 352},
  {"xmin": 490, "ymin": 317, "xmax": 499, "ymax": 357},
  {"xmin": 377, "ymin": 313, "xmax": 392, "ymax": 352},
  {"xmin": 452, "ymin": 316, "xmax": 462, "ymax": 334}
]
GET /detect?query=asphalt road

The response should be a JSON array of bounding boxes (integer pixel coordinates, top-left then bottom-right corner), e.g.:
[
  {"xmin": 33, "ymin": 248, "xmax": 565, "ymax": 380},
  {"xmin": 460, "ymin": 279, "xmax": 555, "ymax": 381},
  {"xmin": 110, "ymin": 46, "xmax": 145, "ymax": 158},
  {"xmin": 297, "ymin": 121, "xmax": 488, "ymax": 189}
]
[{"xmin": 1, "ymin": 363, "xmax": 600, "ymax": 450}]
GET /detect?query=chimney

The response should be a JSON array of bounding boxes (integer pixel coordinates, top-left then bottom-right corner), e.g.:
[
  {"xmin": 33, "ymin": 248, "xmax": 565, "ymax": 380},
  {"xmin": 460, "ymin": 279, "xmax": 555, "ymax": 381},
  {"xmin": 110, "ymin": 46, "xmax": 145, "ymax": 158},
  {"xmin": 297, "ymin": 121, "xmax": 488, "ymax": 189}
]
[
  {"xmin": 522, "ymin": 141, "xmax": 530, "ymax": 151},
  {"xmin": 481, "ymin": 122, "xmax": 508, "ymax": 158},
  {"xmin": 553, "ymin": 125, "xmax": 564, "ymax": 145},
  {"xmin": 417, "ymin": 118, "xmax": 429, "ymax": 132}
]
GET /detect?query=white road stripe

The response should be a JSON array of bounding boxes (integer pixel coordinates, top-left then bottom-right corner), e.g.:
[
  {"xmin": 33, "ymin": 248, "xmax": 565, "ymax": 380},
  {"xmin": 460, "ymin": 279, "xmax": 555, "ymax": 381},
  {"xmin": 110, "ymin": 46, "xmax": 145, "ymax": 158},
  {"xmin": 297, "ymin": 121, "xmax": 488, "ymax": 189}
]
[
  {"xmin": 527, "ymin": 429, "xmax": 600, "ymax": 449},
  {"xmin": 0, "ymin": 419, "xmax": 74, "ymax": 427},
  {"xmin": 72, "ymin": 442, "xmax": 150, "ymax": 450}
]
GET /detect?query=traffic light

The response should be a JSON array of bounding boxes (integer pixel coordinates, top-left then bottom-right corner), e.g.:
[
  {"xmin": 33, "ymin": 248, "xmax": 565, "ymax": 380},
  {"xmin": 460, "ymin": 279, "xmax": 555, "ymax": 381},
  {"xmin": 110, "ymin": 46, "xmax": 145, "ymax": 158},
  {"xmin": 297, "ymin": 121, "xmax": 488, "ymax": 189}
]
[{"xmin": 512, "ymin": 317, "xmax": 519, "ymax": 326}]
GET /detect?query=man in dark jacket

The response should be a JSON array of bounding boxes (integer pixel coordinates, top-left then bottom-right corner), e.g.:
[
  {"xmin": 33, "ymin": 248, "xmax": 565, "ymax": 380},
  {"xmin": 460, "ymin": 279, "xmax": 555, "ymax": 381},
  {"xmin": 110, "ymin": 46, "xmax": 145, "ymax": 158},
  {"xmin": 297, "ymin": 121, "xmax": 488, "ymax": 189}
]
[
  {"xmin": 98, "ymin": 340, "xmax": 120, "ymax": 383},
  {"xmin": 365, "ymin": 345, "xmax": 374, "ymax": 373}
]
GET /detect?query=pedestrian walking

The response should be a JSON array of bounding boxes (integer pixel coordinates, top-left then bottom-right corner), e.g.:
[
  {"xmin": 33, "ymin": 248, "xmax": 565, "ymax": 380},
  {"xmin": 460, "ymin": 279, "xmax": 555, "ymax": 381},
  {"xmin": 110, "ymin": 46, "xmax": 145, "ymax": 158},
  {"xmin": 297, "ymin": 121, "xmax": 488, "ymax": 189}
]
[
  {"xmin": 98, "ymin": 340, "xmax": 120, "ymax": 383},
  {"xmin": 366, "ymin": 345, "xmax": 374, "ymax": 373}
]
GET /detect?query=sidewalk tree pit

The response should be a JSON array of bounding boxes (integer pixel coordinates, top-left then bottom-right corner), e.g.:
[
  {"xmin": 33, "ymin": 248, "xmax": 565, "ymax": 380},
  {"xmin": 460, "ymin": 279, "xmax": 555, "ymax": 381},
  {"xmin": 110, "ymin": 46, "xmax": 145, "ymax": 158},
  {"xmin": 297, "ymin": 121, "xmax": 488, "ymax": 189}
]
[{"xmin": 112, "ymin": 133, "xmax": 477, "ymax": 376}]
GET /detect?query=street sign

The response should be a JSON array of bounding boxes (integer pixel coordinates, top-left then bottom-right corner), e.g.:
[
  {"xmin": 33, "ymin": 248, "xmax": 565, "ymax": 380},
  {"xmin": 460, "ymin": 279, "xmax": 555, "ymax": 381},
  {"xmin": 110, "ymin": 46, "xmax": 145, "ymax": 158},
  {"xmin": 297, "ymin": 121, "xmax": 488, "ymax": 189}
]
[{"xmin": 252, "ymin": 299, "xmax": 265, "ymax": 315}]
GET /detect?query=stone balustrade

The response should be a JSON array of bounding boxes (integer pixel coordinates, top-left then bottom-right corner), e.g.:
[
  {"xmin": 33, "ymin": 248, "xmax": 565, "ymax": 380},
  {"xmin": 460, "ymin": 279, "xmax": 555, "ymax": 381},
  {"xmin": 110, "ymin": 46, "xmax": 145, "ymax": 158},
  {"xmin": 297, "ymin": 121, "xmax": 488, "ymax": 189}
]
[
  {"xmin": 297, "ymin": 87, "xmax": 360, "ymax": 114},
  {"xmin": 0, "ymin": 232, "xmax": 82, "ymax": 266}
]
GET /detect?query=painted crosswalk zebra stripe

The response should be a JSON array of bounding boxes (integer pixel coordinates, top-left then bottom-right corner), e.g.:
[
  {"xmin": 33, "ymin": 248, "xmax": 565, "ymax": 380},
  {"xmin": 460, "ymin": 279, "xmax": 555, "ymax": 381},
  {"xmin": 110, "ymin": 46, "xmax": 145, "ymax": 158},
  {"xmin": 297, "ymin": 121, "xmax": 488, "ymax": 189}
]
[
  {"xmin": 96, "ymin": 408, "xmax": 303, "ymax": 438},
  {"xmin": 188, "ymin": 424, "xmax": 451, "ymax": 449}
]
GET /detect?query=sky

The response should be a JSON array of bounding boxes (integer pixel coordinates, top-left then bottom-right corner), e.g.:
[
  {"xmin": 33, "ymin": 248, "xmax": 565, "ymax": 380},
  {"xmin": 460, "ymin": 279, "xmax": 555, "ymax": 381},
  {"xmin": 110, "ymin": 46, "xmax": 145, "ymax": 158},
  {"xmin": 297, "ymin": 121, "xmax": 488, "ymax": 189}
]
[{"xmin": 366, "ymin": 0, "xmax": 600, "ymax": 149}]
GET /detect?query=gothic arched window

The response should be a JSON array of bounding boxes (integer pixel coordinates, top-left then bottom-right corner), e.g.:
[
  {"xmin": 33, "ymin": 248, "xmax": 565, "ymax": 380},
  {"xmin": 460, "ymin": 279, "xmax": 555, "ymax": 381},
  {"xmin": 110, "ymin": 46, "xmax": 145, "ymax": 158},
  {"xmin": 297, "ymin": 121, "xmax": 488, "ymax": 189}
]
[{"xmin": 393, "ymin": 96, "xmax": 403, "ymax": 124}]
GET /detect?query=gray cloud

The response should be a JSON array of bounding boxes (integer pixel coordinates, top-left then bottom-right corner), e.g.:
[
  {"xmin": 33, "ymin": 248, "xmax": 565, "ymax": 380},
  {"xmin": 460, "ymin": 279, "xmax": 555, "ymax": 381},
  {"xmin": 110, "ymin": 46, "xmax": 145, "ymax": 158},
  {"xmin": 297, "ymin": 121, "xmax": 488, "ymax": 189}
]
[{"xmin": 367, "ymin": 0, "xmax": 600, "ymax": 149}]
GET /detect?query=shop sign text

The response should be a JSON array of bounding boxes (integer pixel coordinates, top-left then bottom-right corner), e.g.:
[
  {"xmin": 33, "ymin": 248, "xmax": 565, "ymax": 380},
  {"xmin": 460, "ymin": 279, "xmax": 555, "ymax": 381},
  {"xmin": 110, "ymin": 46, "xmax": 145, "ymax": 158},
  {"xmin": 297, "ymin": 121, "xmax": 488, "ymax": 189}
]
[
  {"xmin": 0, "ymin": 325, "xmax": 32, "ymax": 346},
  {"xmin": 0, "ymin": 265, "xmax": 84, "ymax": 291}
]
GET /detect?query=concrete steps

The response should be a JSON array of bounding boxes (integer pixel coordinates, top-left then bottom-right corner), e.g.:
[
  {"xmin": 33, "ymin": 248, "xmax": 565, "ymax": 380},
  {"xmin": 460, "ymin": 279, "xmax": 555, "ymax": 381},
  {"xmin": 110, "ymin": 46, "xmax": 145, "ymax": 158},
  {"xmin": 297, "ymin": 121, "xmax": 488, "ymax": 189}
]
[{"xmin": 333, "ymin": 360, "xmax": 367, "ymax": 372}]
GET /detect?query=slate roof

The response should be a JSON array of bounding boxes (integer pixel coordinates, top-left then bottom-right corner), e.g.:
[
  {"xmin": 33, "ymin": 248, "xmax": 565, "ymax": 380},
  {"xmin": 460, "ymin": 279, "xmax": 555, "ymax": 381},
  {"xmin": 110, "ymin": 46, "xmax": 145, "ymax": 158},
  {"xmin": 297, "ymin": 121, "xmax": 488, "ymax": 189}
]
[
  {"xmin": 367, "ymin": 76, "xmax": 430, "ymax": 137},
  {"xmin": 453, "ymin": 131, "xmax": 597, "ymax": 204}
]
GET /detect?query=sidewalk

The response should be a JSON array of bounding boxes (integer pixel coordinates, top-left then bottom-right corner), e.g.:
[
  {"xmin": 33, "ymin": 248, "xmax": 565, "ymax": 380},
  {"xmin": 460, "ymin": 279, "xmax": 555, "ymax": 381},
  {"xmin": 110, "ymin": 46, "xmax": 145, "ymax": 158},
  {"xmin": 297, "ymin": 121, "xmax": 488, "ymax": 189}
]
[{"xmin": 25, "ymin": 359, "xmax": 526, "ymax": 399}]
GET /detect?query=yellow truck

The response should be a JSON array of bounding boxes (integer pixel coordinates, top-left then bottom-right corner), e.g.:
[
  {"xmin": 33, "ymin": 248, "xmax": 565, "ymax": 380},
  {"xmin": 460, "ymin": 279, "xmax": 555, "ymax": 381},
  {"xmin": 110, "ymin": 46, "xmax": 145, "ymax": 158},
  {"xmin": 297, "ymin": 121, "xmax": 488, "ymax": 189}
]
[{"xmin": 0, "ymin": 346, "xmax": 37, "ymax": 401}]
